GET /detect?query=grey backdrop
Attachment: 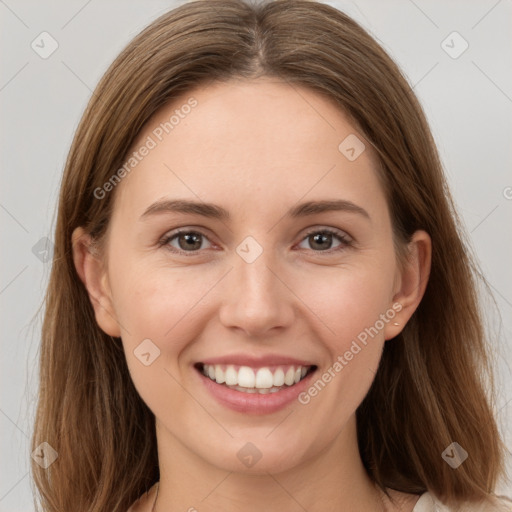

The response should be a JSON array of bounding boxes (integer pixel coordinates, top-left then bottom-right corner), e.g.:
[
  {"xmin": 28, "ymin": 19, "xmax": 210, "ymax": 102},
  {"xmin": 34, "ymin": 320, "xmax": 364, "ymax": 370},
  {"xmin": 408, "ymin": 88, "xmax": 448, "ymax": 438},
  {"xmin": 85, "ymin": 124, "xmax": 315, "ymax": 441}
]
[{"xmin": 1, "ymin": 0, "xmax": 511, "ymax": 510}]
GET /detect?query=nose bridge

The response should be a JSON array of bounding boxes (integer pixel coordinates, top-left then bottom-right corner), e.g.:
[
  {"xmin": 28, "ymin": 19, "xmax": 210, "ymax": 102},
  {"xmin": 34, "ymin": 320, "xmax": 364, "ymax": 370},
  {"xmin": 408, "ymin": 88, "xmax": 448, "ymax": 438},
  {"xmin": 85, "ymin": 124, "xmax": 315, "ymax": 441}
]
[{"xmin": 218, "ymin": 234, "xmax": 294, "ymax": 335}]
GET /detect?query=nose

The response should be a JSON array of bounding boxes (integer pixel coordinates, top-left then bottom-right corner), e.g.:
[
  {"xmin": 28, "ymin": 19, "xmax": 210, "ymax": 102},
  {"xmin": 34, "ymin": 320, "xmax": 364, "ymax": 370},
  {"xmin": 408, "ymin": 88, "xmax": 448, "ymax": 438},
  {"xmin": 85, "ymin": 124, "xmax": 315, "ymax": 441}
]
[{"xmin": 218, "ymin": 245, "xmax": 295, "ymax": 338}]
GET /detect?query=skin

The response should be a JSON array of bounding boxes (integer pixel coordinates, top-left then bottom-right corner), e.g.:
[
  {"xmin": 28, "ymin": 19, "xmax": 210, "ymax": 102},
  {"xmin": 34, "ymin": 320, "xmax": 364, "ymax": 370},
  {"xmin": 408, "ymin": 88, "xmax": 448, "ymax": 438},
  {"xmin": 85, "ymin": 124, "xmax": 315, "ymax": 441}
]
[{"xmin": 73, "ymin": 77, "xmax": 431, "ymax": 512}]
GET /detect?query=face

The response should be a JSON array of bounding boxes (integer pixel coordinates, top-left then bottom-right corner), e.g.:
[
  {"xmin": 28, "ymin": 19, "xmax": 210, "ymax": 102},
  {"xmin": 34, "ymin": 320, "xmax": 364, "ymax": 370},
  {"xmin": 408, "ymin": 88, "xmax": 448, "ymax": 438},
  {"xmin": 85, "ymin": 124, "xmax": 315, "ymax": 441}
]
[{"xmin": 76, "ymin": 77, "xmax": 427, "ymax": 475}]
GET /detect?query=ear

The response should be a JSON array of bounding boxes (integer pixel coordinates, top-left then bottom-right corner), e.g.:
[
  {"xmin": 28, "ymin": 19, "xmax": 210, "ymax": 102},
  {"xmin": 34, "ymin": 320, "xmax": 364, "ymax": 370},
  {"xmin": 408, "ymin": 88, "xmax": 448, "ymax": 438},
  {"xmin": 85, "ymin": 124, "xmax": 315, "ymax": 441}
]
[
  {"xmin": 384, "ymin": 230, "xmax": 432, "ymax": 340},
  {"xmin": 71, "ymin": 227, "xmax": 121, "ymax": 338}
]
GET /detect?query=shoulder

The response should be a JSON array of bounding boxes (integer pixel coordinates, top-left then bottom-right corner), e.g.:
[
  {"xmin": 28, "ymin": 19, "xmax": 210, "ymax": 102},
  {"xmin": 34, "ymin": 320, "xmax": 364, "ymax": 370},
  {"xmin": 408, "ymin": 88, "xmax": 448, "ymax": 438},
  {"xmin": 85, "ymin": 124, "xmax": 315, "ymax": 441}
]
[{"xmin": 413, "ymin": 491, "xmax": 512, "ymax": 512}]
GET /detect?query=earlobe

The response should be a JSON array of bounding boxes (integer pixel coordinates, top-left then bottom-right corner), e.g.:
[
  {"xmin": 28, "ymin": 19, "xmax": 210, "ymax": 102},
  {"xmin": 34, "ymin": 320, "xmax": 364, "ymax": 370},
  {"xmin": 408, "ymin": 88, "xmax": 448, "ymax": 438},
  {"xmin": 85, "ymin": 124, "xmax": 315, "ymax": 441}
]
[
  {"xmin": 384, "ymin": 230, "xmax": 432, "ymax": 340},
  {"xmin": 71, "ymin": 227, "xmax": 121, "ymax": 338}
]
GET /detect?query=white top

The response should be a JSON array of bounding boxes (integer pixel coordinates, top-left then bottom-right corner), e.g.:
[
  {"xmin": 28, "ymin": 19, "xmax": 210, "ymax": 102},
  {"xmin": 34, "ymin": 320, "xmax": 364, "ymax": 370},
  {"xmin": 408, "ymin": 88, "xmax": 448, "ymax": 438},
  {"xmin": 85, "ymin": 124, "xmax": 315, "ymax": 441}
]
[{"xmin": 413, "ymin": 492, "xmax": 512, "ymax": 511}]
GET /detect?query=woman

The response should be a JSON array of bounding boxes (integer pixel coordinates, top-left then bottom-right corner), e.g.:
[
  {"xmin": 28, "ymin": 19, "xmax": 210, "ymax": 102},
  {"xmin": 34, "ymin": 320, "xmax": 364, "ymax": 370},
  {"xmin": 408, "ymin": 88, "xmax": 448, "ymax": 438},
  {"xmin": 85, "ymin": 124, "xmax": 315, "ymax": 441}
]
[{"xmin": 31, "ymin": 1, "xmax": 511, "ymax": 511}]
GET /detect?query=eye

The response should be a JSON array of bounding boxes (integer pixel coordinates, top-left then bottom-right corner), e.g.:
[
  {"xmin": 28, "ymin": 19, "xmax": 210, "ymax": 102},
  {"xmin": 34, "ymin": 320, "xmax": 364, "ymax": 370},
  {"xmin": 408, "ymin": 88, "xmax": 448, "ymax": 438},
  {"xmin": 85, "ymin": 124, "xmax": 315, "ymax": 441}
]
[
  {"xmin": 159, "ymin": 229, "xmax": 213, "ymax": 256},
  {"xmin": 158, "ymin": 227, "xmax": 352, "ymax": 257},
  {"xmin": 296, "ymin": 228, "xmax": 352, "ymax": 254}
]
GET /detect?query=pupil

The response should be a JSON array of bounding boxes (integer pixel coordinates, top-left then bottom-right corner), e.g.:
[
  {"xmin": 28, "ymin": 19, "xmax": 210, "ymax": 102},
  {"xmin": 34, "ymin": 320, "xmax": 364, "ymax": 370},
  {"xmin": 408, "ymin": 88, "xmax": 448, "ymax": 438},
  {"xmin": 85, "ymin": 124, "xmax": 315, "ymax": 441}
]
[
  {"xmin": 180, "ymin": 233, "xmax": 201, "ymax": 250},
  {"xmin": 312, "ymin": 233, "xmax": 330, "ymax": 250}
]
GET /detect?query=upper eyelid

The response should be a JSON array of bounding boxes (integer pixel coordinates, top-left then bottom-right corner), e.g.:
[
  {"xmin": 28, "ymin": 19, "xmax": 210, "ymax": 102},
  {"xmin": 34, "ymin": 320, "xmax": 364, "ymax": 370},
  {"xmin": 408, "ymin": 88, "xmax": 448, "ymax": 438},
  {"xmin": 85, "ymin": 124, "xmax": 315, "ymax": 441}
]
[{"xmin": 302, "ymin": 226, "xmax": 352, "ymax": 239}]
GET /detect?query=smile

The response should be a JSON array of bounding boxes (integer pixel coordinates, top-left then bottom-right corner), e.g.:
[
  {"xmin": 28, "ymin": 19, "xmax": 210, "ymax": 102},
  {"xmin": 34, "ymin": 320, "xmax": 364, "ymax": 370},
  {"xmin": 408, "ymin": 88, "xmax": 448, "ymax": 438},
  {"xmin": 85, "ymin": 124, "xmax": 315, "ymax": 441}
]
[{"xmin": 196, "ymin": 363, "xmax": 317, "ymax": 394}]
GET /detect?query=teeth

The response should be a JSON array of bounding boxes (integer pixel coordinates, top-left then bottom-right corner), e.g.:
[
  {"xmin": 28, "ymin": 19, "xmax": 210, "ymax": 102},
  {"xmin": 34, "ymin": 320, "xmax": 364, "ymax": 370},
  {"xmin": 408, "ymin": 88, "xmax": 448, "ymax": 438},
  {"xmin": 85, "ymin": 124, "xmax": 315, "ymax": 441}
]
[
  {"xmin": 284, "ymin": 367, "xmax": 295, "ymax": 386},
  {"xmin": 225, "ymin": 365, "xmax": 238, "ymax": 385},
  {"xmin": 215, "ymin": 366, "xmax": 225, "ymax": 384},
  {"xmin": 238, "ymin": 366, "xmax": 255, "ymax": 387},
  {"xmin": 201, "ymin": 363, "xmax": 313, "ymax": 390},
  {"xmin": 255, "ymin": 368, "xmax": 273, "ymax": 388},
  {"xmin": 273, "ymin": 368, "xmax": 285, "ymax": 387}
]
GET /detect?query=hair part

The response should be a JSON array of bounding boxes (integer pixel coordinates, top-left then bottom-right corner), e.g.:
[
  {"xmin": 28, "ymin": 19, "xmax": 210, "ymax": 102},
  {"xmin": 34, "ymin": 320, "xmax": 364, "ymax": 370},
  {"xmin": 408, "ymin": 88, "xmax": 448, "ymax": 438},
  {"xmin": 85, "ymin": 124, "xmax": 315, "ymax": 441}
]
[{"xmin": 32, "ymin": 1, "xmax": 507, "ymax": 510}]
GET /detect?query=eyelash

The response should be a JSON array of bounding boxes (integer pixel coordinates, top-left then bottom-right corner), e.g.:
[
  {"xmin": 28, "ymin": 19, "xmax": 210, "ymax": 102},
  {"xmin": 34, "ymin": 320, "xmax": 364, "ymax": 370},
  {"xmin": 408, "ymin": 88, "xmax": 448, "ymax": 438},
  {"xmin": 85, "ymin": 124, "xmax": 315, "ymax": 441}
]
[{"xmin": 158, "ymin": 227, "xmax": 353, "ymax": 257}]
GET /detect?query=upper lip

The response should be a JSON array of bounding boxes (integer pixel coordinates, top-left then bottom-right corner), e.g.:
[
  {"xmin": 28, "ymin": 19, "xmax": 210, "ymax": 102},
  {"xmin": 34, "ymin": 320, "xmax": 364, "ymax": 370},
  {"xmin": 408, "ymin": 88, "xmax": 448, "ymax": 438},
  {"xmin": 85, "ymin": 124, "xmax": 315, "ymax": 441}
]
[{"xmin": 198, "ymin": 353, "xmax": 317, "ymax": 368}]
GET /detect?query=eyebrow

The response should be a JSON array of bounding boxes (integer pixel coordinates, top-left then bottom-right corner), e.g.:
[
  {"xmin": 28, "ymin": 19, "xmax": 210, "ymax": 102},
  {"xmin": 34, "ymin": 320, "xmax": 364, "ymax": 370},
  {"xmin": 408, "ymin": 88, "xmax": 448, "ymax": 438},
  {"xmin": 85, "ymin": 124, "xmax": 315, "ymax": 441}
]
[{"xmin": 140, "ymin": 198, "xmax": 370, "ymax": 221}]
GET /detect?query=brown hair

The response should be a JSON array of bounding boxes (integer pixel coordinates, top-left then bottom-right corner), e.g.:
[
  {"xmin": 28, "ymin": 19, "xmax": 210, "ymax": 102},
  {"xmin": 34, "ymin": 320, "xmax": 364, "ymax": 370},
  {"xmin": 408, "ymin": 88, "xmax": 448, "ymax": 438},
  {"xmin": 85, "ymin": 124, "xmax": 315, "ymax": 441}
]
[{"xmin": 31, "ymin": 0, "xmax": 508, "ymax": 510}]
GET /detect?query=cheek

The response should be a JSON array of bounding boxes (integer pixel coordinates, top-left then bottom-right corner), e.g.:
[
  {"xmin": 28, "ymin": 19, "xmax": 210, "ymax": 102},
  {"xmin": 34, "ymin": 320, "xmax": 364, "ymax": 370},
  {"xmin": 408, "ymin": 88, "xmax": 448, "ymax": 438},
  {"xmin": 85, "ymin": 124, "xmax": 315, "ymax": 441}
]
[
  {"xmin": 111, "ymin": 264, "xmax": 215, "ymax": 416},
  {"xmin": 294, "ymin": 270, "xmax": 393, "ymax": 426},
  {"xmin": 111, "ymin": 263, "xmax": 213, "ymax": 345},
  {"xmin": 286, "ymin": 265, "xmax": 395, "ymax": 454},
  {"xmin": 303, "ymin": 262, "xmax": 395, "ymax": 350},
  {"xmin": 108, "ymin": 259, "xmax": 227, "ymax": 399}
]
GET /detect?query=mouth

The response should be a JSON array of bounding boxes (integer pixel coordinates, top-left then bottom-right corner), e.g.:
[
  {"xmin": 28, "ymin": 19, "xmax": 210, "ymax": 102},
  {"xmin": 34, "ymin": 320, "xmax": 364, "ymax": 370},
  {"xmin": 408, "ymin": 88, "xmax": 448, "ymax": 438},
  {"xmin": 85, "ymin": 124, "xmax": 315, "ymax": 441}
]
[{"xmin": 194, "ymin": 362, "xmax": 318, "ymax": 395}]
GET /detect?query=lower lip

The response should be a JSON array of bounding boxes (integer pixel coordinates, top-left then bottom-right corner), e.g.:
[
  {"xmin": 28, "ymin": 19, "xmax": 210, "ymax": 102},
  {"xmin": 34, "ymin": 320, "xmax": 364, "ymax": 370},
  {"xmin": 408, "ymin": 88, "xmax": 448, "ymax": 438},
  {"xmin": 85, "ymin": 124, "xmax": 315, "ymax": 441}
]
[{"xmin": 195, "ymin": 366, "xmax": 317, "ymax": 414}]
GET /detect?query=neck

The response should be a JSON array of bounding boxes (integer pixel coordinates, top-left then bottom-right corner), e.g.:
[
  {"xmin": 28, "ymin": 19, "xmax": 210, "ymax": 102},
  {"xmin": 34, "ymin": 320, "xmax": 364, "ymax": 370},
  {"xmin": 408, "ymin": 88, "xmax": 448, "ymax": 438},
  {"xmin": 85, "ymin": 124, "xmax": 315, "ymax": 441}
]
[{"xmin": 153, "ymin": 415, "xmax": 387, "ymax": 512}]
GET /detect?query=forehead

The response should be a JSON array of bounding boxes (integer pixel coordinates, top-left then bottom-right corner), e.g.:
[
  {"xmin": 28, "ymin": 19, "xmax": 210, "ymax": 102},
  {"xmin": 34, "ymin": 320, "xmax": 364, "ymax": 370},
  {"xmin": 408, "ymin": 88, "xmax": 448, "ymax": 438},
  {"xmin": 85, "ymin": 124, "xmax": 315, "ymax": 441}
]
[{"xmin": 111, "ymin": 78, "xmax": 387, "ymax": 226}]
